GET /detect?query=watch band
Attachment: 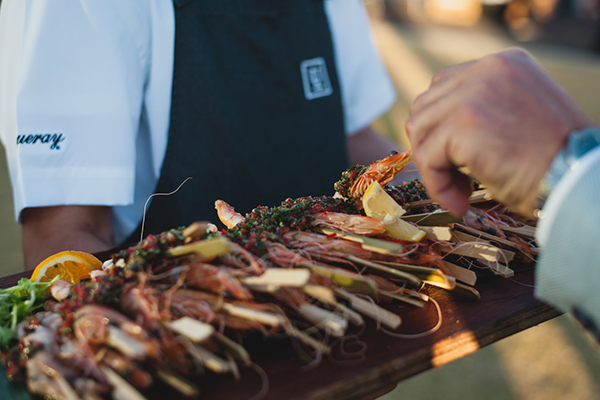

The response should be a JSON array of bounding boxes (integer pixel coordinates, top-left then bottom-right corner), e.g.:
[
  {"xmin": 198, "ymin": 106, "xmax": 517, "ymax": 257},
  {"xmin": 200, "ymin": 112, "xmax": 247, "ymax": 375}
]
[{"xmin": 536, "ymin": 126, "xmax": 600, "ymax": 212}]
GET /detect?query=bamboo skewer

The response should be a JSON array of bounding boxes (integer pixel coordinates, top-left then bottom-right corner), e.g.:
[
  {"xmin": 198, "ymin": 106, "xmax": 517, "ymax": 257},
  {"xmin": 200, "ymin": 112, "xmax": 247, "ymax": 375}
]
[
  {"xmin": 241, "ymin": 268, "xmax": 310, "ymax": 290},
  {"xmin": 404, "ymin": 189, "xmax": 493, "ymax": 210},
  {"xmin": 500, "ymin": 224, "xmax": 537, "ymax": 239},
  {"xmin": 166, "ymin": 317, "xmax": 214, "ymax": 343},
  {"xmin": 100, "ymin": 365, "xmax": 148, "ymax": 400},
  {"xmin": 345, "ymin": 255, "xmax": 422, "ymax": 287},
  {"xmin": 316, "ymin": 228, "xmax": 404, "ymax": 255},
  {"xmin": 220, "ymin": 303, "xmax": 285, "ymax": 328},
  {"xmin": 303, "ymin": 285, "xmax": 337, "ymax": 306},
  {"xmin": 373, "ymin": 260, "xmax": 455, "ymax": 289},
  {"xmin": 156, "ymin": 369, "xmax": 200, "ymax": 397},
  {"xmin": 440, "ymin": 261, "xmax": 477, "ymax": 286},
  {"xmin": 401, "ymin": 210, "xmax": 463, "ymax": 226},
  {"xmin": 421, "ymin": 226, "xmax": 453, "ymax": 241},
  {"xmin": 166, "ymin": 236, "xmax": 231, "ymax": 260},
  {"xmin": 455, "ymin": 224, "xmax": 524, "ymax": 252},
  {"xmin": 381, "ymin": 291, "xmax": 425, "ymax": 308},
  {"xmin": 335, "ymin": 289, "xmax": 402, "ymax": 330},
  {"xmin": 212, "ymin": 331, "xmax": 251, "ymax": 366},
  {"xmin": 297, "ymin": 263, "xmax": 379, "ymax": 297},
  {"xmin": 296, "ymin": 303, "xmax": 348, "ymax": 338},
  {"xmin": 452, "ymin": 283, "xmax": 481, "ymax": 300},
  {"xmin": 438, "ymin": 237, "xmax": 514, "ymax": 264},
  {"xmin": 477, "ymin": 260, "xmax": 515, "ymax": 278}
]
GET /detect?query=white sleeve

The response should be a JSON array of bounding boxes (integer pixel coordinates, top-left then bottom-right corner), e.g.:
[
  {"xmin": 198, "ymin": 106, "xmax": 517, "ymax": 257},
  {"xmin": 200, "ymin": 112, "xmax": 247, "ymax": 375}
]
[
  {"xmin": 535, "ymin": 146, "xmax": 600, "ymax": 329},
  {"xmin": 325, "ymin": 0, "xmax": 396, "ymax": 135},
  {"xmin": 0, "ymin": 0, "xmax": 152, "ymax": 220}
]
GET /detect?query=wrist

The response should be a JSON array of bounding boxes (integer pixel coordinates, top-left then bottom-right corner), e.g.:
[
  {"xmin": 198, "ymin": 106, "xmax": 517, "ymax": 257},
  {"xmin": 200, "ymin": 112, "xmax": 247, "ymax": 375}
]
[{"xmin": 536, "ymin": 126, "xmax": 600, "ymax": 214}]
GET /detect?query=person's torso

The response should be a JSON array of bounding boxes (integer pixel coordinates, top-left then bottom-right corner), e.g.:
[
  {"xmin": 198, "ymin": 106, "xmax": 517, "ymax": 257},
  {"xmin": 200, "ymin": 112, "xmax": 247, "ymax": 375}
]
[{"xmin": 131, "ymin": 0, "xmax": 348, "ymax": 241}]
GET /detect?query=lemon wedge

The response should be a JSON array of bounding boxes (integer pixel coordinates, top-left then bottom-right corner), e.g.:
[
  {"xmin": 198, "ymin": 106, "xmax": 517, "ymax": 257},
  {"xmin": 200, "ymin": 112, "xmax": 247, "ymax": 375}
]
[
  {"xmin": 363, "ymin": 181, "xmax": 406, "ymax": 218},
  {"xmin": 382, "ymin": 214, "xmax": 426, "ymax": 242},
  {"xmin": 362, "ymin": 181, "xmax": 426, "ymax": 242}
]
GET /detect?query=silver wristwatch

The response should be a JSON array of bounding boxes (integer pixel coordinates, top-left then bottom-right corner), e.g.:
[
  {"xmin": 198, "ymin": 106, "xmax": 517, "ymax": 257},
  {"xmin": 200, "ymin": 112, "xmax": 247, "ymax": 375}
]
[{"xmin": 537, "ymin": 126, "xmax": 600, "ymax": 211}]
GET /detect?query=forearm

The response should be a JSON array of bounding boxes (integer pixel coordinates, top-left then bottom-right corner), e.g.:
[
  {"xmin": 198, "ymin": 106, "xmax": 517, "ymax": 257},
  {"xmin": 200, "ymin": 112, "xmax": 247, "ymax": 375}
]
[{"xmin": 21, "ymin": 205, "xmax": 115, "ymax": 270}]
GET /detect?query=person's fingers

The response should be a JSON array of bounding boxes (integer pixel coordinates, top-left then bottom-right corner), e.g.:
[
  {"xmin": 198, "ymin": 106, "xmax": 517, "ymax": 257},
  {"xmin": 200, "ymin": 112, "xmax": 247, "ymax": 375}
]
[
  {"xmin": 428, "ymin": 59, "xmax": 477, "ymax": 87},
  {"xmin": 422, "ymin": 167, "xmax": 472, "ymax": 216},
  {"xmin": 406, "ymin": 88, "xmax": 467, "ymax": 151},
  {"xmin": 409, "ymin": 62, "xmax": 473, "ymax": 117},
  {"xmin": 411, "ymin": 122, "xmax": 473, "ymax": 216}
]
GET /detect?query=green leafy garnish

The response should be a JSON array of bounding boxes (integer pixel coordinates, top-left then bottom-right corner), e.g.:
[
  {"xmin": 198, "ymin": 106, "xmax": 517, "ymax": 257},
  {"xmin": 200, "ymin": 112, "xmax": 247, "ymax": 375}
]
[{"xmin": 0, "ymin": 277, "xmax": 57, "ymax": 348}]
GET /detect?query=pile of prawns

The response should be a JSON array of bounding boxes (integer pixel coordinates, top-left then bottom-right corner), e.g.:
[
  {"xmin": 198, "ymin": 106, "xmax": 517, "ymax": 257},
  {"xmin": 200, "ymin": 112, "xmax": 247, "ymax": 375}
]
[{"xmin": 2, "ymin": 151, "xmax": 538, "ymax": 400}]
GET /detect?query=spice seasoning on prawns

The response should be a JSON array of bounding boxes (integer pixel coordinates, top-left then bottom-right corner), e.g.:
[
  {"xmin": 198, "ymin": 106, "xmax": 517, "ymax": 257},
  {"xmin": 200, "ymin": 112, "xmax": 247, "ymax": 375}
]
[
  {"xmin": 385, "ymin": 179, "xmax": 439, "ymax": 214},
  {"xmin": 225, "ymin": 196, "xmax": 359, "ymax": 254},
  {"xmin": 334, "ymin": 164, "xmax": 367, "ymax": 199}
]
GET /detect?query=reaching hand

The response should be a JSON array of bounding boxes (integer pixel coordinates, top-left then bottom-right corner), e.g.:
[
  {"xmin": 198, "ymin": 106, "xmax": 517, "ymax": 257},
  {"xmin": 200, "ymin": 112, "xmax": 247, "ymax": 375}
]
[{"xmin": 406, "ymin": 48, "xmax": 594, "ymax": 216}]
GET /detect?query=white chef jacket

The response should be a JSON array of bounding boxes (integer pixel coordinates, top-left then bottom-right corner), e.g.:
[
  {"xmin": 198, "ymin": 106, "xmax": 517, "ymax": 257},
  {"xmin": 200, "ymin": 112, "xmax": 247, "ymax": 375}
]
[
  {"xmin": 535, "ymin": 146, "xmax": 600, "ymax": 333},
  {"xmin": 0, "ymin": 0, "xmax": 396, "ymax": 243}
]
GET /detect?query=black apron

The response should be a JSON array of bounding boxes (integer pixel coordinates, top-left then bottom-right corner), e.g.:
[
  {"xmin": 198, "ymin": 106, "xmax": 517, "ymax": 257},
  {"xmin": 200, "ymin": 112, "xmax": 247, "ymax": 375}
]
[{"xmin": 130, "ymin": 0, "xmax": 348, "ymax": 242}]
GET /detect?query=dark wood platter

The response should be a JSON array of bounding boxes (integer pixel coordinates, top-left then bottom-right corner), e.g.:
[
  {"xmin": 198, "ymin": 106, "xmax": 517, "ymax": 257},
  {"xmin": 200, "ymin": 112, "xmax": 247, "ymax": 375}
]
[{"xmin": 0, "ymin": 264, "xmax": 560, "ymax": 400}]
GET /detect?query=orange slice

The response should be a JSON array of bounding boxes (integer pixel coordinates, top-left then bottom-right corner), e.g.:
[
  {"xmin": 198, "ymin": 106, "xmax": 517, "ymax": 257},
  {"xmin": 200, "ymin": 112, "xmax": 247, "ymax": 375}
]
[{"xmin": 31, "ymin": 251, "xmax": 103, "ymax": 284}]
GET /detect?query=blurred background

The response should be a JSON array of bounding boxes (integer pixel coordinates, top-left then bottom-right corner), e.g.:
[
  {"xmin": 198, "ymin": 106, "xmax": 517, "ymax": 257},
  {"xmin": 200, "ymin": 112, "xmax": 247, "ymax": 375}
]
[
  {"xmin": 1, "ymin": 0, "xmax": 600, "ymax": 398},
  {"xmin": 361, "ymin": 0, "xmax": 600, "ymax": 399}
]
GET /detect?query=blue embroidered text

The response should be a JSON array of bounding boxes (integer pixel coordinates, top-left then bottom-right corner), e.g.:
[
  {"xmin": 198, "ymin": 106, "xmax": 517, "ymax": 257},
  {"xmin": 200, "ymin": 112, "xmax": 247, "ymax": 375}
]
[{"xmin": 17, "ymin": 133, "xmax": 65, "ymax": 150}]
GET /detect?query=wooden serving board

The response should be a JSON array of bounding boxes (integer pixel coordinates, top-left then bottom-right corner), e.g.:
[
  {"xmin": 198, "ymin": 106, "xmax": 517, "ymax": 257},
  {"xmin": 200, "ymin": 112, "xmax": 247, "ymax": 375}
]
[{"xmin": 0, "ymin": 265, "xmax": 560, "ymax": 400}]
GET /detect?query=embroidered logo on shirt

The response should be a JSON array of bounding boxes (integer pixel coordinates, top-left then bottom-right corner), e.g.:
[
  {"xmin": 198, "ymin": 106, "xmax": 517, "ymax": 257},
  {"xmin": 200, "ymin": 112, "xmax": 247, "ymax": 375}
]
[
  {"xmin": 17, "ymin": 133, "xmax": 65, "ymax": 150},
  {"xmin": 300, "ymin": 57, "xmax": 333, "ymax": 100}
]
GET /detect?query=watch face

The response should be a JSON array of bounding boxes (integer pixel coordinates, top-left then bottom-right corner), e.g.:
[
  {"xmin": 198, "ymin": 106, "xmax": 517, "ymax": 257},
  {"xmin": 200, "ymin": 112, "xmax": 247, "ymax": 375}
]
[
  {"xmin": 537, "ymin": 126, "xmax": 600, "ymax": 210},
  {"xmin": 568, "ymin": 127, "xmax": 600, "ymax": 164}
]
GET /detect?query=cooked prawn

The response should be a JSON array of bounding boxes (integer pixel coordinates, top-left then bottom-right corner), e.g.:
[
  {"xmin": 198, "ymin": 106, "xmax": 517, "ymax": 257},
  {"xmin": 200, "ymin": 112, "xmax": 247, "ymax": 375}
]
[
  {"xmin": 350, "ymin": 151, "xmax": 412, "ymax": 198},
  {"xmin": 215, "ymin": 199, "xmax": 245, "ymax": 229},
  {"xmin": 311, "ymin": 212, "xmax": 386, "ymax": 236}
]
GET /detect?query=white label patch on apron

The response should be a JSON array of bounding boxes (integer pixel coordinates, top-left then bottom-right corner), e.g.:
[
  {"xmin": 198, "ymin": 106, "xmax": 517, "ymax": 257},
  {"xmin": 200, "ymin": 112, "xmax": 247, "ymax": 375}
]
[{"xmin": 300, "ymin": 57, "xmax": 333, "ymax": 100}]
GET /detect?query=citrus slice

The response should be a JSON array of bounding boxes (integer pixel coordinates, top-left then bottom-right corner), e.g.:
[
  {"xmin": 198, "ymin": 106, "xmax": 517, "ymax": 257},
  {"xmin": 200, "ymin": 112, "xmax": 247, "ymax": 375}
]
[
  {"xmin": 362, "ymin": 181, "xmax": 406, "ymax": 219},
  {"xmin": 382, "ymin": 214, "xmax": 426, "ymax": 242},
  {"xmin": 362, "ymin": 181, "xmax": 426, "ymax": 242},
  {"xmin": 31, "ymin": 251, "xmax": 103, "ymax": 284}
]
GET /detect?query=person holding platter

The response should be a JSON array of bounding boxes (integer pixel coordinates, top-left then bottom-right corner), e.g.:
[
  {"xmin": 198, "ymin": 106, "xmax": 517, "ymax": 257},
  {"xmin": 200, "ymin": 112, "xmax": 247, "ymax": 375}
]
[
  {"xmin": 406, "ymin": 47, "xmax": 600, "ymax": 338},
  {"xmin": 0, "ymin": 0, "xmax": 412, "ymax": 270}
]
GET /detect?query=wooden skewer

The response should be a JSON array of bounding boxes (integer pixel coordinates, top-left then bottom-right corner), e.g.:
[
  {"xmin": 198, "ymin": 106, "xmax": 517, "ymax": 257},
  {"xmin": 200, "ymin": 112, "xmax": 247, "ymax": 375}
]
[
  {"xmin": 381, "ymin": 290, "xmax": 425, "ymax": 308},
  {"xmin": 401, "ymin": 210, "xmax": 463, "ymax": 226},
  {"xmin": 297, "ymin": 303, "xmax": 348, "ymax": 338},
  {"xmin": 404, "ymin": 189, "xmax": 493, "ymax": 209},
  {"xmin": 317, "ymin": 228, "xmax": 404, "ymax": 255},
  {"xmin": 335, "ymin": 288, "xmax": 402, "ymax": 330},
  {"xmin": 303, "ymin": 285, "xmax": 337, "ymax": 306},
  {"xmin": 374, "ymin": 260, "xmax": 454, "ymax": 289},
  {"xmin": 241, "ymin": 268, "xmax": 310, "ymax": 290},
  {"xmin": 286, "ymin": 325, "xmax": 331, "ymax": 355},
  {"xmin": 212, "ymin": 331, "xmax": 251, "ymax": 366},
  {"xmin": 335, "ymin": 303, "xmax": 365, "ymax": 326},
  {"xmin": 297, "ymin": 263, "xmax": 379, "ymax": 297},
  {"xmin": 455, "ymin": 224, "xmax": 524, "ymax": 252},
  {"xmin": 165, "ymin": 317, "xmax": 214, "ymax": 344},
  {"xmin": 477, "ymin": 260, "xmax": 515, "ymax": 278},
  {"xmin": 100, "ymin": 365, "xmax": 148, "ymax": 400},
  {"xmin": 501, "ymin": 225, "xmax": 537, "ymax": 239},
  {"xmin": 421, "ymin": 226, "xmax": 453, "ymax": 241},
  {"xmin": 345, "ymin": 255, "xmax": 422, "ymax": 287},
  {"xmin": 166, "ymin": 236, "xmax": 231, "ymax": 260},
  {"xmin": 452, "ymin": 283, "xmax": 481, "ymax": 300},
  {"xmin": 440, "ymin": 261, "xmax": 477, "ymax": 286},
  {"xmin": 221, "ymin": 303, "xmax": 285, "ymax": 327},
  {"xmin": 156, "ymin": 369, "xmax": 200, "ymax": 397},
  {"xmin": 446, "ymin": 231, "xmax": 515, "ymax": 263},
  {"xmin": 190, "ymin": 345, "xmax": 233, "ymax": 374}
]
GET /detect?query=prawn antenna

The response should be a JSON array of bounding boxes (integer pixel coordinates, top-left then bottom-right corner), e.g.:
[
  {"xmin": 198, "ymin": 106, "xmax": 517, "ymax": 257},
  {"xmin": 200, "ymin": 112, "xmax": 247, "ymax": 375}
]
[{"xmin": 140, "ymin": 177, "xmax": 193, "ymax": 242}]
